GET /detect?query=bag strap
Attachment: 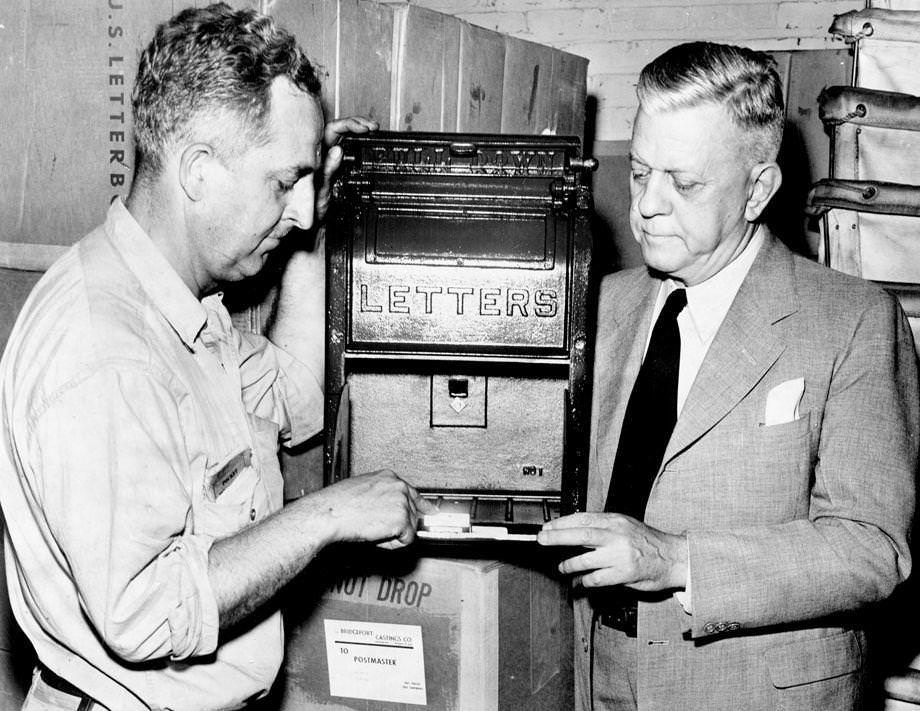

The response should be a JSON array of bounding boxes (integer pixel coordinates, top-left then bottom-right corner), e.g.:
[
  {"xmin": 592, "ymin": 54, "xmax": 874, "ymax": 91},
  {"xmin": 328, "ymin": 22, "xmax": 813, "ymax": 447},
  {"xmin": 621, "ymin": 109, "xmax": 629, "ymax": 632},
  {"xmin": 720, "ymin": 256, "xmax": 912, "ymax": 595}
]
[
  {"xmin": 819, "ymin": 85, "xmax": 920, "ymax": 130},
  {"xmin": 807, "ymin": 179, "xmax": 920, "ymax": 217},
  {"xmin": 830, "ymin": 8, "xmax": 920, "ymax": 44}
]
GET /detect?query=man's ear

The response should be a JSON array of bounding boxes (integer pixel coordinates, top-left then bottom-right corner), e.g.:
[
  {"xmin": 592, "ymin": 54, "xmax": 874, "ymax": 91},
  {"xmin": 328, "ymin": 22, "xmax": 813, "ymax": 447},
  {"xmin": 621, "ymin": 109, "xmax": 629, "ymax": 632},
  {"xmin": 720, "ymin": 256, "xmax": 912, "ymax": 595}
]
[
  {"xmin": 744, "ymin": 162, "xmax": 782, "ymax": 222},
  {"xmin": 178, "ymin": 143, "xmax": 217, "ymax": 202}
]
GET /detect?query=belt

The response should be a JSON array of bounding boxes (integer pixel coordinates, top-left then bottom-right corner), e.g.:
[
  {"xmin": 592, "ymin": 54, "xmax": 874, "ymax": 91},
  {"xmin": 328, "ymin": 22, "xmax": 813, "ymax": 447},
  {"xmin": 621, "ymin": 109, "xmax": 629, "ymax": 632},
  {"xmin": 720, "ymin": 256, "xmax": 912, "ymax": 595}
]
[
  {"xmin": 597, "ymin": 602, "xmax": 637, "ymax": 637},
  {"xmin": 38, "ymin": 664, "xmax": 100, "ymax": 711},
  {"xmin": 592, "ymin": 590, "xmax": 638, "ymax": 638}
]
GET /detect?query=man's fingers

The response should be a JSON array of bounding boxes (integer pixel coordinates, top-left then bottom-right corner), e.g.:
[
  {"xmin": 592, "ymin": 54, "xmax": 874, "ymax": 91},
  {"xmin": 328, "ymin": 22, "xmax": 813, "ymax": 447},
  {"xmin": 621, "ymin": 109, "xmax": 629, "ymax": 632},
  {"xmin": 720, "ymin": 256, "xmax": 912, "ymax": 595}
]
[
  {"xmin": 579, "ymin": 568, "xmax": 627, "ymax": 588},
  {"xmin": 552, "ymin": 547, "xmax": 632, "ymax": 587},
  {"xmin": 542, "ymin": 512, "xmax": 630, "ymax": 531},
  {"xmin": 416, "ymin": 496, "xmax": 439, "ymax": 516},
  {"xmin": 537, "ymin": 526, "xmax": 612, "ymax": 548},
  {"xmin": 324, "ymin": 116, "xmax": 378, "ymax": 146},
  {"xmin": 556, "ymin": 548, "xmax": 603, "ymax": 574},
  {"xmin": 322, "ymin": 144, "xmax": 343, "ymax": 180}
]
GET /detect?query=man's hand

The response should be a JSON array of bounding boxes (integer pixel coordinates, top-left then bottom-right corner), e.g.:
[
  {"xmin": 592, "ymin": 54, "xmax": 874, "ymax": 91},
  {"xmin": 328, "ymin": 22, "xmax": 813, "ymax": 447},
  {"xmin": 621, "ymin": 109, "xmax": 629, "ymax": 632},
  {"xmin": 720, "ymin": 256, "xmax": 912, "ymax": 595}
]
[
  {"xmin": 537, "ymin": 513, "xmax": 688, "ymax": 592},
  {"xmin": 313, "ymin": 469, "xmax": 435, "ymax": 549},
  {"xmin": 210, "ymin": 469, "xmax": 433, "ymax": 627},
  {"xmin": 315, "ymin": 115, "xmax": 378, "ymax": 221}
]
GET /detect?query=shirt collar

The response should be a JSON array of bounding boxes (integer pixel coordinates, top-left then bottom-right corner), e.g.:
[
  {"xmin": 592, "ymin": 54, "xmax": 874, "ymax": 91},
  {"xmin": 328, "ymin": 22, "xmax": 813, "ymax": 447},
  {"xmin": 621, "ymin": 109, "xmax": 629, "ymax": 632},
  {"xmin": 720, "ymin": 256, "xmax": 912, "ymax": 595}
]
[
  {"xmin": 104, "ymin": 199, "xmax": 208, "ymax": 348},
  {"xmin": 660, "ymin": 224, "xmax": 766, "ymax": 346}
]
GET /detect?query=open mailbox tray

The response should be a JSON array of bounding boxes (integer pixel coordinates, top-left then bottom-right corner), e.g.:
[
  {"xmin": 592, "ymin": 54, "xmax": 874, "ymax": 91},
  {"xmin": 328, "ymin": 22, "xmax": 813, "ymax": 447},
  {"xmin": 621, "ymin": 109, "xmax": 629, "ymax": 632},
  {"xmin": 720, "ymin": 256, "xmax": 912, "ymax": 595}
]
[{"xmin": 417, "ymin": 492, "xmax": 561, "ymax": 543}]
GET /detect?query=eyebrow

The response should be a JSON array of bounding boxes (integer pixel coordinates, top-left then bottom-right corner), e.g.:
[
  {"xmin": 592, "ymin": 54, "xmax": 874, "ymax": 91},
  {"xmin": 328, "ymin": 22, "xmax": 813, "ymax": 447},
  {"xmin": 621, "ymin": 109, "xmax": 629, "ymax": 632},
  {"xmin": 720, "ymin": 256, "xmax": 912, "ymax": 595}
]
[
  {"xmin": 277, "ymin": 164, "xmax": 315, "ymax": 181},
  {"xmin": 268, "ymin": 165, "xmax": 314, "ymax": 188},
  {"xmin": 629, "ymin": 152, "xmax": 699, "ymax": 177}
]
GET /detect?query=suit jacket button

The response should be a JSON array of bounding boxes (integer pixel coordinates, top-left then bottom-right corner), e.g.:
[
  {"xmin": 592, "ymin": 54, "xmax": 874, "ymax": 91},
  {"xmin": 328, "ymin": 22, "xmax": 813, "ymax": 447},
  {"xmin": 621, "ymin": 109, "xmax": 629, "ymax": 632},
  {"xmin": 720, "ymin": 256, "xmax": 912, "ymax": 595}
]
[
  {"xmin": 728, "ymin": 622, "xmax": 741, "ymax": 631},
  {"xmin": 703, "ymin": 623, "xmax": 717, "ymax": 634}
]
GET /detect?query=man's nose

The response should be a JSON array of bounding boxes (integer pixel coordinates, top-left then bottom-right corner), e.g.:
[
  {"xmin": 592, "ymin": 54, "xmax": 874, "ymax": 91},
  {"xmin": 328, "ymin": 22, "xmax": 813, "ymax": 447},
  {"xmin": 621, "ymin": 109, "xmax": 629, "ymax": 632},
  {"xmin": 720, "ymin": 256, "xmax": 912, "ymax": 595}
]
[
  {"xmin": 636, "ymin": 172, "xmax": 670, "ymax": 218},
  {"xmin": 284, "ymin": 179, "xmax": 315, "ymax": 231}
]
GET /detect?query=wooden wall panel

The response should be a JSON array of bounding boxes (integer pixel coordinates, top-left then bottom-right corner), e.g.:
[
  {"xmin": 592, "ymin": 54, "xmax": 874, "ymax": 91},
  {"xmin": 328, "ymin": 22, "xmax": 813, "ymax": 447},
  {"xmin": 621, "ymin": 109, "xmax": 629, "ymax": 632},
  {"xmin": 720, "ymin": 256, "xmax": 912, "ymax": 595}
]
[{"xmin": 767, "ymin": 48, "xmax": 852, "ymax": 258}]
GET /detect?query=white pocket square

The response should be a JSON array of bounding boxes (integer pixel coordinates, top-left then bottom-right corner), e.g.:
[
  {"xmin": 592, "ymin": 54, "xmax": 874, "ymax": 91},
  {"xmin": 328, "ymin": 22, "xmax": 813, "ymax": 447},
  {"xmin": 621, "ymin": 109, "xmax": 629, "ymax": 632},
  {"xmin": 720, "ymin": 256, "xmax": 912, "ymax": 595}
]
[{"xmin": 763, "ymin": 377, "xmax": 804, "ymax": 426}]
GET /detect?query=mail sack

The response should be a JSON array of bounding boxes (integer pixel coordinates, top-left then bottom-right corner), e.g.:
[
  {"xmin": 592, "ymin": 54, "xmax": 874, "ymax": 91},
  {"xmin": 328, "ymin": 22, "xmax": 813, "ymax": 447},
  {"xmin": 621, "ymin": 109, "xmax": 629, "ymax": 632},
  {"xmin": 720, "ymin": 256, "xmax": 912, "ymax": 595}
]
[{"xmin": 830, "ymin": 9, "xmax": 920, "ymax": 93}]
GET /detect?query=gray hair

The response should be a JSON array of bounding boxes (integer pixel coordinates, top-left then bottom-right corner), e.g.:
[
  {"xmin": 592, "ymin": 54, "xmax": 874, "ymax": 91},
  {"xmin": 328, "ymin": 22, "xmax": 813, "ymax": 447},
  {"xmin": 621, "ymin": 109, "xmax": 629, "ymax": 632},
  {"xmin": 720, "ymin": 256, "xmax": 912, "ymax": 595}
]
[
  {"xmin": 637, "ymin": 42, "xmax": 784, "ymax": 164},
  {"xmin": 131, "ymin": 2, "xmax": 321, "ymax": 181}
]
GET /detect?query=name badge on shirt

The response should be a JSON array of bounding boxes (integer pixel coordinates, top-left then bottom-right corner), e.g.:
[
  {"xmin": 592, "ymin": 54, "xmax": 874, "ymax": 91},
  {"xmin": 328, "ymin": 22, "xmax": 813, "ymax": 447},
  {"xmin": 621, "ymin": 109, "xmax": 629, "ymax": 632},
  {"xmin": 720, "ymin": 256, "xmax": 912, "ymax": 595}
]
[{"xmin": 207, "ymin": 449, "xmax": 252, "ymax": 500}]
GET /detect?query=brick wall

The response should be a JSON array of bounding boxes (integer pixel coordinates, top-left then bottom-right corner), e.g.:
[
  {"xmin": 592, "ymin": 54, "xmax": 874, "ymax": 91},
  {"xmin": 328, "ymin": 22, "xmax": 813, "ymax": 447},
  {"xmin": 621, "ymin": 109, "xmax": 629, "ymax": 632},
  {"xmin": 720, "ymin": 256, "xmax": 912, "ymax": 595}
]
[{"xmin": 410, "ymin": 0, "xmax": 862, "ymax": 141}]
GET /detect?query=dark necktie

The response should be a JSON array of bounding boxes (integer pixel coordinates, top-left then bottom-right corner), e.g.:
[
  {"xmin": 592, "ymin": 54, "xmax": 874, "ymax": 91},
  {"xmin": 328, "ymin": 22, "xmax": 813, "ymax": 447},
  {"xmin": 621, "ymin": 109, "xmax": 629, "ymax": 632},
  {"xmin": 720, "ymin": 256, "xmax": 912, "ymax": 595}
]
[{"xmin": 604, "ymin": 288, "xmax": 687, "ymax": 518}]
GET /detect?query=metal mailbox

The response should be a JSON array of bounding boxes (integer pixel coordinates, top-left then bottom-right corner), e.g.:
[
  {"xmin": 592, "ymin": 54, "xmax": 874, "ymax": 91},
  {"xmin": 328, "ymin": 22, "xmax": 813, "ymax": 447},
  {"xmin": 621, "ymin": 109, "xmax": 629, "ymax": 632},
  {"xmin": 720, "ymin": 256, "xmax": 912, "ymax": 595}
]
[{"xmin": 324, "ymin": 131, "xmax": 596, "ymax": 532}]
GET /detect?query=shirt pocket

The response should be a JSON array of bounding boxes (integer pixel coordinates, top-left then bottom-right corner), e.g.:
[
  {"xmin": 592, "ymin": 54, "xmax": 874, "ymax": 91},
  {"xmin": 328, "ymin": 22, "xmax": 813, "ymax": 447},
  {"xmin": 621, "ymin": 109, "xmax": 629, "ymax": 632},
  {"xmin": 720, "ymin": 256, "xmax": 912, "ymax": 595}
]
[{"xmin": 193, "ymin": 449, "xmax": 260, "ymax": 539}]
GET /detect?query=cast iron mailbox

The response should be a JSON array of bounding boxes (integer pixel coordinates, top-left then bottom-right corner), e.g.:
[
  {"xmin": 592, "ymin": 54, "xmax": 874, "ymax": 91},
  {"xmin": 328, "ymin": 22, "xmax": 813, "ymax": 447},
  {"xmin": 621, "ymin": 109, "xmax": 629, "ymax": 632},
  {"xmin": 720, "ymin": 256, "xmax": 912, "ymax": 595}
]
[{"xmin": 325, "ymin": 131, "xmax": 596, "ymax": 533}]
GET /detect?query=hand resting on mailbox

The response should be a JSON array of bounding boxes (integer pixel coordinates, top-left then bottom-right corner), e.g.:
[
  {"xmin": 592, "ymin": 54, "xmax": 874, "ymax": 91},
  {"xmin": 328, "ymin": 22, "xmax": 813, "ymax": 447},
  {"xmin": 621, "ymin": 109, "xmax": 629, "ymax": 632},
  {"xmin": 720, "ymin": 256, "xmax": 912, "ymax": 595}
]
[
  {"xmin": 315, "ymin": 115, "xmax": 379, "ymax": 221},
  {"xmin": 537, "ymin": 513, "xmax": 688, "ymax": 592}
]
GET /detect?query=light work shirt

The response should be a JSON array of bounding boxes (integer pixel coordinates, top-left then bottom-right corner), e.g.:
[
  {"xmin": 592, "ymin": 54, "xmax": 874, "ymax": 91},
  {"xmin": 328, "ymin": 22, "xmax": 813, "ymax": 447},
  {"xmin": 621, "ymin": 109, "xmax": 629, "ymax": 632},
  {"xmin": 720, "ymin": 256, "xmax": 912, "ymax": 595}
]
[
  {"xmin": 0, "ymin": 200, "xmax": 323, "ymax": 710},
  {"xmin": 649, "ymin": 225, "xmax": 765, "ymax": 613}
]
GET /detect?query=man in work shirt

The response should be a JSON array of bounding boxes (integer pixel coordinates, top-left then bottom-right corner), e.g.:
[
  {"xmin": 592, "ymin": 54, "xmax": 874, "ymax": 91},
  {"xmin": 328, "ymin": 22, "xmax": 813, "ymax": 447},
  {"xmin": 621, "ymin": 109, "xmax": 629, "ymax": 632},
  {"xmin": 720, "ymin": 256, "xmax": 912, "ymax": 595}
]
[{"xmin": 0, "ymin": 4, "xmax": 430, "ymax": 709}]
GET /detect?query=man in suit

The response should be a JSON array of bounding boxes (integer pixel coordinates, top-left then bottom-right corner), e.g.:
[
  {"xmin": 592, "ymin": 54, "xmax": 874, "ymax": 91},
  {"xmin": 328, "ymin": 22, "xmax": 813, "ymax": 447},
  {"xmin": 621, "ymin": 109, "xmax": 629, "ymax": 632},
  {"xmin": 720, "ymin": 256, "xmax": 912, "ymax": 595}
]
[{"xmin": 537, "ymin": 42, "xmax": 920, "ymax": 710}]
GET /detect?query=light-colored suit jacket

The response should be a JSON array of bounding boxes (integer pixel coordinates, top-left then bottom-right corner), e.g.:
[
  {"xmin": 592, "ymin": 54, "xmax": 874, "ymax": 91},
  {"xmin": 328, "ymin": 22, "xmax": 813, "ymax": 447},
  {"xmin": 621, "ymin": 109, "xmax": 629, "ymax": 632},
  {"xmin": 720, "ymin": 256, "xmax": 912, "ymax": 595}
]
[{"xmin": 578, "ymin": 234, "xmax": 920, "ymax": 710}]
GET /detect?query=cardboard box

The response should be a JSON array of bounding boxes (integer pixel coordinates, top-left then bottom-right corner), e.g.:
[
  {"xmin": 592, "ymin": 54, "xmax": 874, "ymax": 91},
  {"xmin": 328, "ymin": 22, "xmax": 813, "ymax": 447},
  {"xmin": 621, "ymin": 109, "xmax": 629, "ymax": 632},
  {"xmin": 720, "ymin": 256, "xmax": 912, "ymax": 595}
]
[
  {"xmin": 277, "ymin": 553, "xmax": 573, "ymax": 711},
  {"xmin": 0, "ymin": 0, "xmax": 588, "ymax": 257},
  {"xmin": 267, "ymin": 0, "xmax": 394, "ymax": 125},
  {"xmin": 456, "ymin": 22, "xmax": 505, "ymax": 133},
  {"xmin": 391, "ymin": 4, "xmax": 461, "ymax": 132},
  {"xmin": 500, "ymin": 36, "xmax": 588, "ymax": 139},
  {"xmin": 0, "ymin": 0, "xmax": 258, "ymax": 248},
  {"xmin": 500, "ymin": 37, "xmax": 556, "ymax": 136},
  {"xmin": 548, "ymin": 50, "xmax": 588, "ymax": 140}
]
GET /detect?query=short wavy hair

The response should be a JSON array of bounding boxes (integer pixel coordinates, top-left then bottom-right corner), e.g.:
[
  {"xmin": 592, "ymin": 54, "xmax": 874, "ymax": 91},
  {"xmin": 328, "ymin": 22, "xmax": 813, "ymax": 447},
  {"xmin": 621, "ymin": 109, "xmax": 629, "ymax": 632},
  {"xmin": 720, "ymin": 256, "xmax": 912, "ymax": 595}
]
[
  {"xmin": 131, "ymin": 2, "xmax": 321, "ymax": 180},
  {"xmin": 637, "ymin": 42, "xmax": 784, "ymax": 165}
]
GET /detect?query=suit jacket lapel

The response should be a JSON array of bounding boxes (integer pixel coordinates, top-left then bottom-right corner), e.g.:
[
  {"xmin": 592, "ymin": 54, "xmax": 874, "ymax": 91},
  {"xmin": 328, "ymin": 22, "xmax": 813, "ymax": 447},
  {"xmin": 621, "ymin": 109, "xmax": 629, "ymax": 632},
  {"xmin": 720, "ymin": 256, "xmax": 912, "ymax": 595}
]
[
  {"xmin": 590, "ymin": 271, "xmax": 659, "ymax": 510},
  {"xmin": 660, "ymin": 234, "xmax": 799, "ymax": 468}
]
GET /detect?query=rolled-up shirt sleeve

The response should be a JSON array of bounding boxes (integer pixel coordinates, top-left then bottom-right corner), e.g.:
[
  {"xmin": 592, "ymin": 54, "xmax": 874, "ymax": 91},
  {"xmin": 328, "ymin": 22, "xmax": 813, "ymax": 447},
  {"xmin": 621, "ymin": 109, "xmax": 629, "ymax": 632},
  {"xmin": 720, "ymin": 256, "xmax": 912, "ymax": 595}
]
[{"xmin": 30, "ymin": 363, "xmax": 219, "ymax": 663}]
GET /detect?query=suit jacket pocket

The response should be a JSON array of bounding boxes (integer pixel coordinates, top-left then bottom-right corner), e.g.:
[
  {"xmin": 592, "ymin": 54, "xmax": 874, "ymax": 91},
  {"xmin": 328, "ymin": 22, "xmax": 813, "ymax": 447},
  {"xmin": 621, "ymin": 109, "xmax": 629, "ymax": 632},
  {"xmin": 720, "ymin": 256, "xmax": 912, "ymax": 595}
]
[
  {"xmin": 756, "ymin": 412, "xmax": 812, "ymax": 443},
  {"xmin": 764, "ymin": 629, "xmax": 862, "ymax": 688}
]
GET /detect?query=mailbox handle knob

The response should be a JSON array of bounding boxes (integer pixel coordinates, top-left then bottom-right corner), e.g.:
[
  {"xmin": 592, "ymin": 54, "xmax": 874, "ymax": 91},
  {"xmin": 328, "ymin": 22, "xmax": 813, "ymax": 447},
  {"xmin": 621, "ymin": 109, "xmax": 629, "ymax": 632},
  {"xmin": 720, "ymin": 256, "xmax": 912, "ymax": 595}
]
[
  {"xmin": 449, "ymin": 141, "xmax": 478, "ymax": 157},
  {"xmin": 570, "ymin": 157, "xmax": 599, "ymax": 172}
]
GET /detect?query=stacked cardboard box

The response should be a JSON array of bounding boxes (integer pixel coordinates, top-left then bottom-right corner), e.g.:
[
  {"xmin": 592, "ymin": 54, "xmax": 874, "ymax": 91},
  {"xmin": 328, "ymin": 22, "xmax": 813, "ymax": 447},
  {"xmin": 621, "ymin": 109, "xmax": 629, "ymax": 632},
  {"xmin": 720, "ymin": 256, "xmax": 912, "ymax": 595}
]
[{"xmin": 0, "ymin": 0, "xmax": 588, "ymax": 256}]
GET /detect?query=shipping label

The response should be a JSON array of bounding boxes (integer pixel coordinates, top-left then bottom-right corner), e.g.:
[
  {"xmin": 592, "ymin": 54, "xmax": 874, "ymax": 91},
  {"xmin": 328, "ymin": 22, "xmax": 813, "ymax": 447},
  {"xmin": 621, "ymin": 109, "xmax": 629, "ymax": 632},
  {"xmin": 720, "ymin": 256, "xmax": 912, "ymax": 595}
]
[{"xmin": 324, "ymin": 619, "xmax": 426, "ymax": 705}]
